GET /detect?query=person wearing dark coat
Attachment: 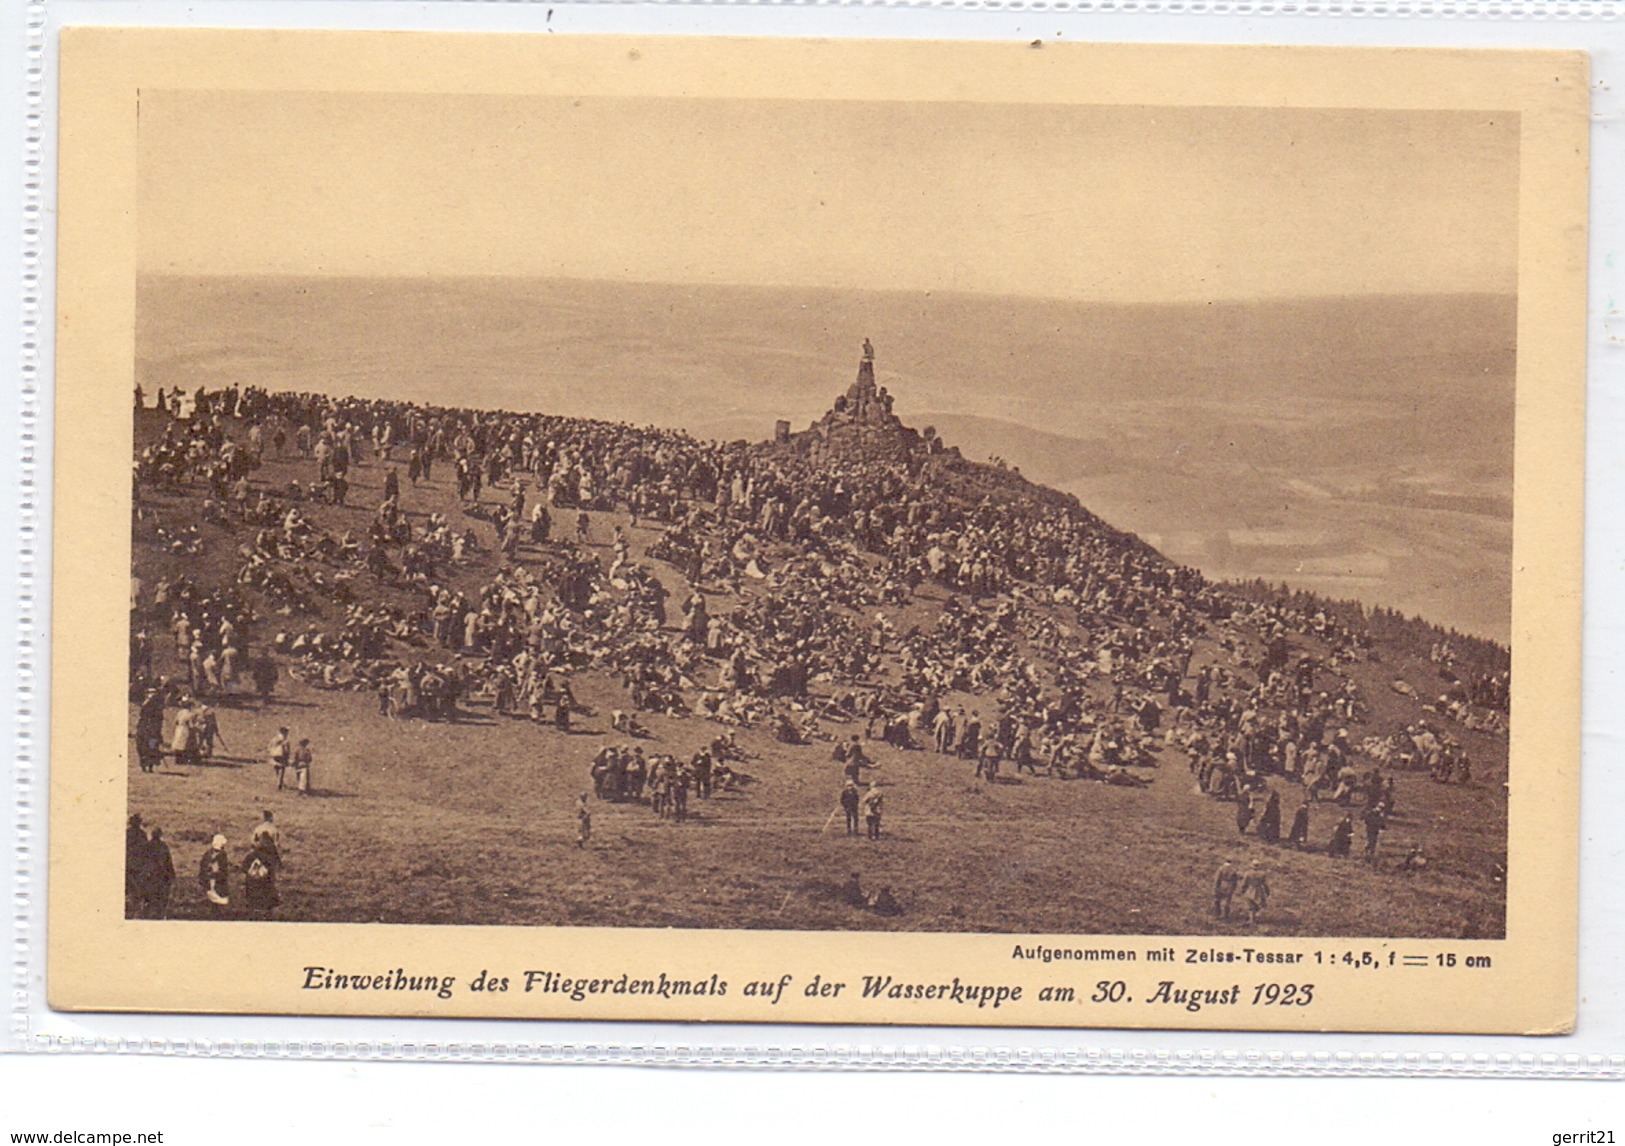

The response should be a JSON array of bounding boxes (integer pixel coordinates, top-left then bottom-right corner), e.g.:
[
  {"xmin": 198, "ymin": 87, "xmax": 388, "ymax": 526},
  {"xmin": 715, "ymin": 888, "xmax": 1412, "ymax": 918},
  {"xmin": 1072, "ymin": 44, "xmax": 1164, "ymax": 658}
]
[
  {"xmin": 240, "ymin": 838, "xmax": 280, "ymax": 919},
  {"xmin": 1362, "ymin": 803, "xmax": 1388, "ymax": 862},
  {"xmin": 1287, "ymin": 798, "xmax": 1311, "ymax": 849},
  {"xmin": 1328, "ymin": 813, "xmax": 1355, "ymax": 858},
  {"xmin": 840, "ymin": 780, "xmax": 861, "ymax": 836},
  {"xmin": 144, "ymin": 828, "xmax": 175, "ymax": 918},
  {"xmin": 862, "ymin": 784, "xmax": 884, "ymax": 840},
  {"xmin": 1235, "ymin": 790, "xmax": 1255, "ymax": 836},
  {"xmin": 841, "ymin": 871, "xmax": 866, "ymax": 907},
  {"xmin": 126, "ymin": 814, "xmax": 151, "ymax": 912},
  {"xmin": 135, "ymin": 690, "xmax": 166, "ymax": 772},
  {"xmin": 1238, "ymin": 861, "xmax": 1271, "ymax": 924}
]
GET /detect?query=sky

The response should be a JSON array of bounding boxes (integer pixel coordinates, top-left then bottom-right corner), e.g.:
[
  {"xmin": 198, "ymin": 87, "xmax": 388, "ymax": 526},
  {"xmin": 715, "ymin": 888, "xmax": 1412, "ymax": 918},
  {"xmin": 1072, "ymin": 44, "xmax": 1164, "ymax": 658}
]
[{"xmin": 136, "ymin": 92, "xmax": 1520, "ymax": 302}]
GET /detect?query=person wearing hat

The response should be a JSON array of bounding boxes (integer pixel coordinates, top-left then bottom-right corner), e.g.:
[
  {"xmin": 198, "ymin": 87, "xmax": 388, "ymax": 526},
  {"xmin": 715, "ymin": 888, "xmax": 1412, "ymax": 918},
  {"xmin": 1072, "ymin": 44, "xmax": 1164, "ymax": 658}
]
[
  {"xmin": 1287, "ymin": 796, "xmax": 1312, "ymax": 850},
  {"xmin": 126, "ymin": 814, "xmax": 151, "ymax": 913},
  {"xmin": 576, "ymin": 793, "xmax": 591, "ymax": 849},
  {"xmin": 241, "ymin": 831, "xmax": 281, "ymax": 919},
  {"xmin": 135, "ymin": 687, "xmax": 166, "ymax": 773},
  {"xmin": 837, "ymin": 779, "xmax": 861, "ymax": 836},
  {"xmin": 1238, "ymin": 860, "xmax": 1271, "ymax": 925},
  {"xmin": 268, "ymin": 728, "xmax": 292, "ymax": 789},
  {"xmin": 861, "ymin": 782, "xmax": 884, "ymax": 841},
  {"xmin": 1212, "ymin": 859, "xmax": 1239, "ymax": 921},
  {"xmin": 841, "ymin": 737, "xmax": 876, "ymax": 787},
  {"xmin": 199, "ymin": 834, "xmax": 231, "ymax": 915}
]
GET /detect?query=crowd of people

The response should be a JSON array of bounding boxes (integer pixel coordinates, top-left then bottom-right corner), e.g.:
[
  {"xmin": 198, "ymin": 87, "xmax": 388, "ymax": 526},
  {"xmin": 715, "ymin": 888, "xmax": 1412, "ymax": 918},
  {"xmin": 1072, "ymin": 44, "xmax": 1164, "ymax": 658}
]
[
  {"xmin": 126, "ymin": 809, "xmax": 283, "ymax": 920},
  {"xmin": 127, "ymin": 353, "xmax": 1512, "ymax": 923},
  {"xmin": 582, "ymin": 733, "xmax": 747, "ymax": 823}
]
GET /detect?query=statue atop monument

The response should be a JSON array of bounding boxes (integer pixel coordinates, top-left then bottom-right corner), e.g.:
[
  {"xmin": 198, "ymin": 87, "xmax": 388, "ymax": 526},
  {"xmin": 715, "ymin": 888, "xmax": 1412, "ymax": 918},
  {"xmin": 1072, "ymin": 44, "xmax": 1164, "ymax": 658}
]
[{"xmin": 849, "ymin": 339, "xmax": 878, "ymax": 406}]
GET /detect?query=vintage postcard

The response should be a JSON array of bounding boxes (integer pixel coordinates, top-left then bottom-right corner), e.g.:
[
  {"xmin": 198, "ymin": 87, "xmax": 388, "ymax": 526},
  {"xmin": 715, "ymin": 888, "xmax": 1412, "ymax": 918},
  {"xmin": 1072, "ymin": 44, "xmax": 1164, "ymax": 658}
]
[{"xmin": 49, "ymin": 29, "xmax": 1586, "ymax": 1032}]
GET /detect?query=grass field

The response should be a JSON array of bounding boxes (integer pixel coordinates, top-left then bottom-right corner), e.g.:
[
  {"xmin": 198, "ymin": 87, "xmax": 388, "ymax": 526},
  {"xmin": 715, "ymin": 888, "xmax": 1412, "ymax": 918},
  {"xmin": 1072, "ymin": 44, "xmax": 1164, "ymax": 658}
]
[{"xmin": 127, "ymin": 425, "xmax": 1509, "ymax": 938}]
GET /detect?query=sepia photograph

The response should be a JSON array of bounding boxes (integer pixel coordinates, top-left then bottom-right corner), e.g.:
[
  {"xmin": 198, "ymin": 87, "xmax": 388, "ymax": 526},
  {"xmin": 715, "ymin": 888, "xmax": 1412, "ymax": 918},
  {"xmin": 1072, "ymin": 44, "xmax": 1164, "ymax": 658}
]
[
  {"xmin": 50, "ymin": 31, "xmax": 1585, "ymax": 1029},
  {"xmin": 125, "ymin": 92, "xmax": 1516, "ymax": 938}
]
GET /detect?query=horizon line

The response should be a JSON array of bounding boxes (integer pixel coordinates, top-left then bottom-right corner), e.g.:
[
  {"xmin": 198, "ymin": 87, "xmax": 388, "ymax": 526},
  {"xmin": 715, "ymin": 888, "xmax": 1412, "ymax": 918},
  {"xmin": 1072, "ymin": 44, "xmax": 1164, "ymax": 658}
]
[{"xmin": 134, "ymin": 270, "xmax": 1517, "ymax": 308}]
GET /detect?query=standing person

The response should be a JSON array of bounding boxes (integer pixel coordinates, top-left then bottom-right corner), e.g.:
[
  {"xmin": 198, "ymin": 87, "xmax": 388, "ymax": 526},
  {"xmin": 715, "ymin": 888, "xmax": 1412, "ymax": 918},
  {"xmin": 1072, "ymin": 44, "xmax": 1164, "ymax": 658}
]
[
  {"xmin": 218, "ymin": 643, "xmax": 239, "ymax": 694},
  {"xmin": 268, "ymin": 728, "xmax": 292, "ymax": 790},
  {"xmin": 126, "ymin": 814, "xmax": 151, "ymax": 914},
  {"xmin": 842, "ymin": 739, "xmax": 876, "ymax": 788},
  {"xmin": 240, "ymin": 834, "xmax": 281, "ymax": 919},
  {"xmin": 692, "ymin": 749, "xmax": 713, "ymax": 800},
  {"xmin": 1212, "ymin": 859, "xmax": 1239, "ymax": 921},
  {"xmin": 292, "ymin": 737, "xmax": 313, "ymax": 796},
  {"xmin": 195, "ymin": 703, "xmax": 224, "ymax": 761},
  {"xmin": 624, "ymin": 750, "xmax": 647, "ymax": 803},
  {"xmin": 135, "ymin": 687, "xmax": 166, "ymax": 773},
  {"xmin": 840, "ymin": 780, "xmax": 861, "ymax": 837},
  {"xmin": 198, "ymin": 834, "xmax": 231, "ymax": 916},
  {"xmin": 841, "ymin": 871, "xmax": 866, "ymax": 907},
  {"xmin": 250, "ymin": 810, "xmax": 281, "ymax": 864},
  {"xmin": 1362, "ymin": 802, "xmax": 1388, "ymax": 863},
  {"xmin": 170, "ymin": 701, "xmax": 199, "ymax": 769},
  {"xmin": 1328, "ymin": 812, "xmax": 1355, "ymax": 858},
  {"xmin": 1256, "ymin": 789, "xmax": 1282, "ymax": 845},
  {"xmin": 589, "ymin": 746, "xmax": 614, "ymax": 800},
  {"xmin": 145, "ymin": 827, "xmax": 175, "ymax": 919},
  {"xmin": 958, "ymin": 712, "xmax": 981, "ymax": 761},
  {"xmin": 575, "ymin": 793, "xmax": 591, "ymax": 849},
  {"xmin": 1239, "ymin": 860, "xmax": 1271, "ymax": 925},
  {"xmin": 671, "ymin": 762, "xmax": 691, "ymax": 824},
  {"xmin": 1235, "ymin": 788, "xmax": 1255, "ymax": 836},
  {"xmin": 251, "ymin": 654, "xmax": 278, "ymax": 706},
  {"xmin": 862, "ymin": 782, "xmax": 884, "ymax": 841},
  {"xmin": 869, "ymin": 887, "xmax": 903, "ymax": 916},
  {"xmin": 1287, "ymin": 797, "xmax": 1311, "ymax": 850}
]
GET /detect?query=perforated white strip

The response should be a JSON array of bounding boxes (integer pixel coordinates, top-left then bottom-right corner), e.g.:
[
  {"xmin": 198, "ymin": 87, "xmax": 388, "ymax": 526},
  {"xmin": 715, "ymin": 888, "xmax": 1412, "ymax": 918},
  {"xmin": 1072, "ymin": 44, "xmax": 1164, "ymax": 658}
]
[{"xmin": 9, "ymin": 0, "xmax": 45, "ymax": 1055}]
